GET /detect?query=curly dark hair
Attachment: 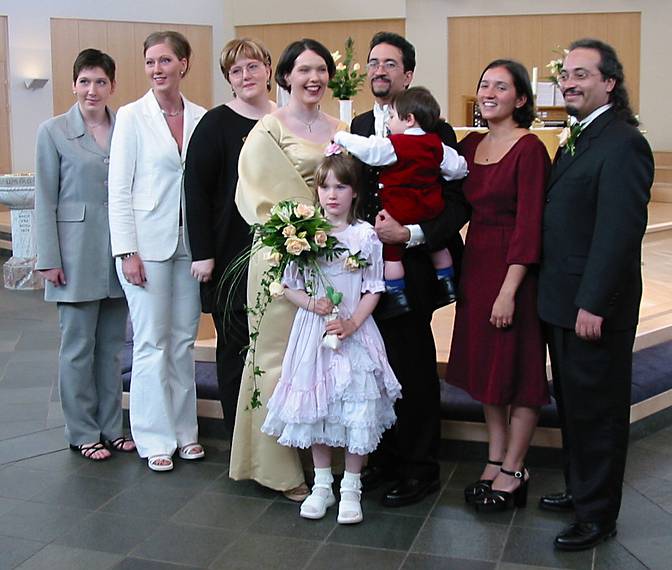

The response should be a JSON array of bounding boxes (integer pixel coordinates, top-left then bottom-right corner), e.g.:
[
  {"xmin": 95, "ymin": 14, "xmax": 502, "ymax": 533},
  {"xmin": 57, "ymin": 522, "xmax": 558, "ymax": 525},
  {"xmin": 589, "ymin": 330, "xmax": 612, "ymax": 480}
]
[{"xmin": 569, "ymin": 38, "xmax": 638, "ymax": 126}]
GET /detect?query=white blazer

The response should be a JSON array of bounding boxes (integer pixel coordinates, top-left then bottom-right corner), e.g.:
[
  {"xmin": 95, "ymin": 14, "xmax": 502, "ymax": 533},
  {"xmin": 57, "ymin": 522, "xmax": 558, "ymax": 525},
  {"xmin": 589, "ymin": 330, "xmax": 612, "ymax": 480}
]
[{"xmin": 108, "ymin": 89, "xmax": 206, "ymax": 261}]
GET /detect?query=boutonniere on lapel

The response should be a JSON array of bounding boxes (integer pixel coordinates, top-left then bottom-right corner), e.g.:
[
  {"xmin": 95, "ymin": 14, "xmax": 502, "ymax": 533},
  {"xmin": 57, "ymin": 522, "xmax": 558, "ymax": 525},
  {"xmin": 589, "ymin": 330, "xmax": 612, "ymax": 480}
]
[{"xmin": 558, "ymin": 122, "xmax": 583, "ymax": 157}]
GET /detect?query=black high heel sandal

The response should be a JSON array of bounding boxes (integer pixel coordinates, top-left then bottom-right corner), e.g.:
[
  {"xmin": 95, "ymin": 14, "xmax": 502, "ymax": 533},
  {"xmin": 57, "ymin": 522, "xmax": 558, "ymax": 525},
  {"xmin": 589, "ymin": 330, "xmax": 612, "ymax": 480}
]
[
  {"xmin": 464, "ymin": 459, "xmax": 503, "ymax": 504},
  {"xmin": 474, "ymin": 466, "xmax": 528, "ymax": 512}
]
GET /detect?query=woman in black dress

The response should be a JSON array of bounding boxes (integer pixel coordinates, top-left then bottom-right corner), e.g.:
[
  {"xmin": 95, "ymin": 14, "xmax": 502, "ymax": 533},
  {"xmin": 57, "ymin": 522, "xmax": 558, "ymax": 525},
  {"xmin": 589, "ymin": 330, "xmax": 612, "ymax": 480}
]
[{"xmin": 184, "ymin": 38, "xmax": 275, "ymax": 437}]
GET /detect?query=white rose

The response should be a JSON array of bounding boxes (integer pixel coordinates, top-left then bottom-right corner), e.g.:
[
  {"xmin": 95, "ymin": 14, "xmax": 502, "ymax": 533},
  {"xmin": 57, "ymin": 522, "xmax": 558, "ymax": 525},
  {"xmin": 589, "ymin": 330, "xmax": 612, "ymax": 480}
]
[
  {"xmin": 331, "ymin": 50, "xmax": 341, "ymax": 62},
  {"xmin": 353, "ymin": 62, "xmax": 361, "ymax": 71},
  {"xmin": 294, "ymin": 203, "xmax": 316, "ymax": 219},
  {"xmin": 285, "ymin": 236, "xmax": 311, "ymax": 256},
  {"xmin": 336, "ymin": 63, "xmax": 346, "ymax": 71},
  {"xmin": 344, "ymin": 256, "xmax": 359, "ymax": 272},
  {"xmin": 558, "ymin": 127, "xmax": 571, "ymax": 148},
  {"xmin": 268, "ymin": 281, "xmax": 284, "ymax": 297},
  {"xmin": 282, "ymin": 224, "xmax": 296, "ymax": 238},
  {"xmin": 314, "ymin": 230, "xmax": 328, "ymax": 248},
  {"xmin": 265, "ymin": 250, "xmax": 283, "ymax": 267}
]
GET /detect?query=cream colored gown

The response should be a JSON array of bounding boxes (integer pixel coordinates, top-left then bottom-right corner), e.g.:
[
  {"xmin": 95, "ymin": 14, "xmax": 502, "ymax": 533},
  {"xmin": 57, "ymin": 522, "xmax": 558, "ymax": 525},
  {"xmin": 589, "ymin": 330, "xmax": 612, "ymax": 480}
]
[{"xmin": 230, "ymin": 114, "xmax": 346, "ymax": 490}]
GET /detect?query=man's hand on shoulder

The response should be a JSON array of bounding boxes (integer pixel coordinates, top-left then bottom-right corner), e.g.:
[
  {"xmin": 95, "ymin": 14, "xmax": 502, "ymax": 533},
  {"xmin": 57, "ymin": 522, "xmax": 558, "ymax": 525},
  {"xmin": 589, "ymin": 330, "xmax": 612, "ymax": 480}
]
[
  {"xmin": 575, "ymin": 308, "xmax": 603, "ymax": 341},
  {"xmin": 375, "ymin": 209, "xmax": 410, "ymax": 245}
]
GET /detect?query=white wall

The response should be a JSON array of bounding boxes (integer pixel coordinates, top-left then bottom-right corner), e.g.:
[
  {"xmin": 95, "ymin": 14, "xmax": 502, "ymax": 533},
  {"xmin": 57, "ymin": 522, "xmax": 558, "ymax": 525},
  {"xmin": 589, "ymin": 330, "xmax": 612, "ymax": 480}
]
[
  {"xmin": 2, "ymin": 0, "xmax": 233, "ymax": 172},
  {"xmin": 407, "ymin": 0, "xmax": 671, "ymax": 151}
]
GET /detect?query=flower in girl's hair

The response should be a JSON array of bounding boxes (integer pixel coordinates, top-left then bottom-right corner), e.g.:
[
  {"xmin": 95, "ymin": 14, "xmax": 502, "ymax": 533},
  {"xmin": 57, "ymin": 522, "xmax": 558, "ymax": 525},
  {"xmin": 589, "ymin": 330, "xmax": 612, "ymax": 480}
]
[
  {"xmin": 344, "ymin": 250, "xmax": 369, "ymax": 272},
  {"xmin": 325, "ymin": 142, "xmax": 344, "ymax": 157},
  {"xmin": 219, "ymin": 199, "xmax": 346, "ymax": 409},
  {"xmin": 268, "ymin": 281, "xmax": 284, "ymax": 297},
  {"xmin": 294, "ymin": 203, "xmax": 316, "ymax": 219},
  {"xmin": 314, "ymin": 230, "xmax": 328, "ymax": 248}
]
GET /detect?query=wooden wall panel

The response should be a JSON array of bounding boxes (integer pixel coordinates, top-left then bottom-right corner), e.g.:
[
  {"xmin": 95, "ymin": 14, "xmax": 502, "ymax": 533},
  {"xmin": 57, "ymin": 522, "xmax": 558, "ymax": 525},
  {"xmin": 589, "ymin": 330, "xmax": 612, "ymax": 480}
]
[
  {"xmin": 51, "ymin": 18, "xmax": 213, "ymax": 116},
  {"xmin": 0, "ymin": 16, "xmax": 11, "ymax": 173},
  {"xmin": 448, "ymin": 12, "xmax": 641, "ymax": 126},
  {"xmin": 236, "ymin": 19, "xmax": 405, "ymax": 120}
]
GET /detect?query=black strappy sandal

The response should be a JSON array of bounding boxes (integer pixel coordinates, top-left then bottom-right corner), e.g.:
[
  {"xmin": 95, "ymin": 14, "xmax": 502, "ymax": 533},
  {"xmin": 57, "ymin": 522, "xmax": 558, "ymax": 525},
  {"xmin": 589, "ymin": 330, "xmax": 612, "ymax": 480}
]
[
  {"xmin": 464, "ymin": 459, "xmax": 503, "ymax": 504},
  {"xmin": 104, "ymin": 437, "xmax": 136, "ymax": 452},
  {"xmin": 69, "ymin": 442, "xmax": 111, "ymax": 461},
  {"xmin": 474, "ymin": 466, "xmax": 529, "ymax": 512}
]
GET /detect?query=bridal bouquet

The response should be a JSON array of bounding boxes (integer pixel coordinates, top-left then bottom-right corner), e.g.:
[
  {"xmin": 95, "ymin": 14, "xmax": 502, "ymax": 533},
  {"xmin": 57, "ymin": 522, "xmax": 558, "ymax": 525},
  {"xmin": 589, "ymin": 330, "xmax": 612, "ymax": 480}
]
[{"xmin": 221, "ymin": 199, "xmax": 345, "ymax": 409}]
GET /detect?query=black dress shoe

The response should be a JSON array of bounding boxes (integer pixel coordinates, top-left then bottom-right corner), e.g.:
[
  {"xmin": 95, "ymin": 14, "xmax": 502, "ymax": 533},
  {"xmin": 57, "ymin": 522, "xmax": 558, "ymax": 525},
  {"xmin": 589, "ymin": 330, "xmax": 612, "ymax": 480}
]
[
  {"xmin": 382, "ymin": 478, "xmax": 440, "ymax": 508},
  {"xmin": 554, "ymin": 521, "xmax": 617, "ymax": 551},
  {"xmin": 435, "ymin": 275, "xmax": 457, "ymax": 308},
  {"xmin": 375, "ymin": 289, "xmax": 411, "ymax": 320},
  {"xmin": 360, "ymin": 466, "xmax": 393, "ymax": 493},
  {"xmin": 539, "ymin": 491, "xmax": 574, "ymax": 512}
]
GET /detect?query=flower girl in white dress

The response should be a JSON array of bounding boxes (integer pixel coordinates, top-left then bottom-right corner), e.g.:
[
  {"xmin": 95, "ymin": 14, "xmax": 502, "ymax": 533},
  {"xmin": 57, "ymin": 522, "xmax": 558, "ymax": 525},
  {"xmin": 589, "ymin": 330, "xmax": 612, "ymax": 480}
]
[{"xmin": 261, "ymin": 154, "xmax": 401, "ymax": 524}]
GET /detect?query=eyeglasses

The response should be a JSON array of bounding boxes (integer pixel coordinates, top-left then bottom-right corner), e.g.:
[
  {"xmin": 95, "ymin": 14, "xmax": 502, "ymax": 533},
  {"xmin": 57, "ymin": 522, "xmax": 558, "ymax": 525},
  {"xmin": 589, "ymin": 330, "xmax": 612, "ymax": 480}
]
[
  {"xmin": 366, "ymin": 59, "xmax": 399, "ymax": 72},
  {"xmin": 557, "ymin": 69, "xmax": 600, "ymax": 82},
  {"xmin": 229, "ymin": 62, "xmax": 264, "ymax": 78}
]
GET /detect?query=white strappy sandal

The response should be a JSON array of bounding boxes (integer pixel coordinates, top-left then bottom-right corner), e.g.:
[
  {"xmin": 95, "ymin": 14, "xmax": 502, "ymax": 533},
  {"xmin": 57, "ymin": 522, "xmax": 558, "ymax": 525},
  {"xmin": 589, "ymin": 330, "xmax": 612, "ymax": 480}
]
[
  {"xmin": 300, "ymin": 470, "xmax": 336, "ymax": 520},
  {"xmin": 337, "ymin": 472, "xmax": 363, "ymax": 524}
]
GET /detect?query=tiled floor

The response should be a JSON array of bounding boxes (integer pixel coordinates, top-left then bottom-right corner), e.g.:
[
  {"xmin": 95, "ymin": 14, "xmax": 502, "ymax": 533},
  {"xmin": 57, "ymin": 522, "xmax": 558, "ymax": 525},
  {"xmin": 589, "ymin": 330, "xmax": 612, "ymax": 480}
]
[{"xmin": 2, "ymin": 283, "xmax": 672, "ymax": 569}]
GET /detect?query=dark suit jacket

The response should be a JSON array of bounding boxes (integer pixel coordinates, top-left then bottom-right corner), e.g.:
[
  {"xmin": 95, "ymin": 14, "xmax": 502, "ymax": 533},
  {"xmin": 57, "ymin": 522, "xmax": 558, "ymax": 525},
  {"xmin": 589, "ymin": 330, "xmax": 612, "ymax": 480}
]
[
  {"xmin": 350, "ymin": 110, "xmax": 470, "ymax": 315},
  {"xmin": 538, "ymin": 108, "xmax": 654, "ymax": 330}
]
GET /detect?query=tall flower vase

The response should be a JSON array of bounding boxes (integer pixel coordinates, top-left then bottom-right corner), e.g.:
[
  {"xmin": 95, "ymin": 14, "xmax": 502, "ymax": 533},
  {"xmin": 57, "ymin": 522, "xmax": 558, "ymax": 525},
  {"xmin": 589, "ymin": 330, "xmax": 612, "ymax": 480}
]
[{"xmin": 339, "ymin": 99, "xmax": 353, "ymax": 125}]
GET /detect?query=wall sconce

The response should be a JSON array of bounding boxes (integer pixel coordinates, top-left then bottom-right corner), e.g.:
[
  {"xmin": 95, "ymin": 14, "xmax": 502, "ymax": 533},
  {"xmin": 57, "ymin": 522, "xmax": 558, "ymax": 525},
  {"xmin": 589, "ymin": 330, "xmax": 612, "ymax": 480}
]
[{"xmin": 24, "ymin": 78, "xmax": 49, "ymax": 90}]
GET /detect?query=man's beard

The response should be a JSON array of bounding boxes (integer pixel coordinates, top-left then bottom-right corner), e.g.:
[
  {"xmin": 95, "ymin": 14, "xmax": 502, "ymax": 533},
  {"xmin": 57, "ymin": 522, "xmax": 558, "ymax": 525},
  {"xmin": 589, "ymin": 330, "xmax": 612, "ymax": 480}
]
[
  {"xmin": 565, "ymin": 105, "xmax": 579, "ymax": 117},
  {"xmin": 371, "ymin": 78, "xmax": 391, "ymax": 98}
]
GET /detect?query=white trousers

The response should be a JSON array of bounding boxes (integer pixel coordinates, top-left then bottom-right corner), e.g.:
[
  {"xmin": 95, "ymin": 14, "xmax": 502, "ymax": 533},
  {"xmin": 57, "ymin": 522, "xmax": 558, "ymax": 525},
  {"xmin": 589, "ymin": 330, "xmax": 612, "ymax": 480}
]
[{"xmin": 117, "ymin": 236, "xmax": 200, "ymax": 458}]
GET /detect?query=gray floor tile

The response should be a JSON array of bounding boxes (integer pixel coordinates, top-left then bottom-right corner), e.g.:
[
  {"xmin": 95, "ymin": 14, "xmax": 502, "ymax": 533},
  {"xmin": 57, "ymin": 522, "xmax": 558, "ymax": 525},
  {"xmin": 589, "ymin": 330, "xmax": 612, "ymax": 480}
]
[
  {"xmin": 15, "ymin": 544, "xmax": 123, "ymax": 570},
  {"xmin": 0, "ymin": 501, "xmax": 90, "ymax": 542},
  {"xmin": 0, "ymin": 387, "xmax": 50, "ymax": 404},
  {"xmin": 328, "ymin": 510, "xmax": 423, "ymax": 550},
  {"xmin": 14, "ymin": 449, "xmax": 85, "ymax": 474},
  {"xmin": 173, "ymin": 492, "xmax": 271, "ymax": 530},
  {"xmin": 111, "ymin": 558, "xmax": 203, "ymax": 569},
  {"xmin": 614, "ymin": 535, "xmax": 672, "ymax": 570},
  {"xmin": 30, "ymin": 474, "xmax": 126, "ymax": 510},
  {"xmin": 54, "ymin": 512, "xmax": 164, "ymax": 555},
  {"xmin": 412, "ymin": 517, "xmax": 507, "ymax": 561},
  {"xmin": 498, "ymin": 564, "xmax": 567, "ymax": 570},
  {"xmin": 501, "ymin": 527, "xmax": 593, "ymax": 569},
  {"xmin": 76, "ymin": 453, "xmax": 148, "ymax": 484},
  {"xmin": 625, "ymin": 445, "xmax": 672, "ymax": 483},
  {"xmin": 0, "ymin": 402, "xmax": 48, "ymax": 422},
  {"xmin": 0, "ymin": 534, "xmax": 46, "ymax": 569},
  {"xmin": 210, "ymin": 533, "xmax": 319, "ymax": 570},
  {"xmin": 0, "ymin": 428, "xmax": 67, "ymax": 466},
  {"xmin": 14, "ymin": 331, "xmax": 61, "ymax": 351},
  {"xmin": 130, "ymin": 521, "xmax": 236, "ymax": 567},
  {"xmin": 137, "ymin": 460, "xmax": 229, "ymax": 491},
  {"xmin": 594, "ymin": 539, "xmax": 650, "ymax": 570},
  {"xmin": 101, "ymin": 481, "xmax": 199, "ymax": 519},
  {"xmin": 623, "ymin": 474, "xmax": 672, "ymax": 513},
  {"xmin": 247, "ymin": 501, "xmax": 336, "ymax": 541},
  {"xmin": 431, "ymin": 488, "xmax": 514, "ymax": 526},
  {"xmin": 308, "ymin": 543, "xmax": 405, "ymax": 570},
  {"xmin": 0, "ymin": 360, "xmax": 57, "ymax": 388},
  {"xmin": 0, "ymin": 464, "xmax": 68, "ymax": 500},
  {"xmin": 0, "ymin": 420, "xmax": 47, "ymax": 441},
  {"xmin": 360, "ymin": 482, "xmax": 442, "ymax": 517},
  {"xmin": 402, "ymin": 553, "xmax": 495, "ymax": 569},
  {"xmin": 0, "ymin": 496, "xmax": 22, "ymax": 516},
  {"xmin": 511, "ymin": 504, "xmax": 575, "ymax": 531},
  {"xmin": 206, "ymin": 473, "xmax": 280, "ymax": 499}
]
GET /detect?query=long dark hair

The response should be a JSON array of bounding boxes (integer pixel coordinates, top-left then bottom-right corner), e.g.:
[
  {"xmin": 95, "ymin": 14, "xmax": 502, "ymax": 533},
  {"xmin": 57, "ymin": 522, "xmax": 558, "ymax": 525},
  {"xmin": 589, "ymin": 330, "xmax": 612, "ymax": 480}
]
[
  {"xmin": 569, "ymin": 38, "xmax": 638, "ymax": 126},
  {"xmin": 477, "ymin": 59, "xmax": 535, "ymax": 128}
]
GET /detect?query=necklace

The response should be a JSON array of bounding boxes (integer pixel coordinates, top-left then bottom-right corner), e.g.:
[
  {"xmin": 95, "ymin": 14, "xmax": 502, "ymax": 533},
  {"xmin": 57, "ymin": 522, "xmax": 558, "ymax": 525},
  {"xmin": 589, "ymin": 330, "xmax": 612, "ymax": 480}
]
[
  {"xmin": 161, "ymin": 107, "xmax": 183, "ymax": 118},
  {"xmin": 298, "ymin": 111, "xmax": 320, "ymax": 133}
]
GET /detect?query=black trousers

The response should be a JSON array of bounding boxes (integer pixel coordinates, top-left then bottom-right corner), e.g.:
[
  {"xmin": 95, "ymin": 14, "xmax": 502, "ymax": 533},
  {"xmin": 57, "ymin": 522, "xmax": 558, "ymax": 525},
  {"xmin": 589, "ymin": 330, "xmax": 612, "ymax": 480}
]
[
  {"xmin": 546, "ymin": 323, "xmax": 636, "ymax": 523},
  {"xmin": 212, "ymin": 309, "xmax": 248, "ymax": 437}
]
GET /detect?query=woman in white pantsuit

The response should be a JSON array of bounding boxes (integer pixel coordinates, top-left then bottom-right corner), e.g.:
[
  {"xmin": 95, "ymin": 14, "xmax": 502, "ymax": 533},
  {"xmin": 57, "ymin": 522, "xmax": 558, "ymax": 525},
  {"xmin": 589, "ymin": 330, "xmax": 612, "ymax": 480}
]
[
  {"xmin": 35, "ymin": 49, "xmax": 134, "ymax": 461},
  {"xmin": 108, "ymin": 31, "xmax": 206, "ymax": 472}
]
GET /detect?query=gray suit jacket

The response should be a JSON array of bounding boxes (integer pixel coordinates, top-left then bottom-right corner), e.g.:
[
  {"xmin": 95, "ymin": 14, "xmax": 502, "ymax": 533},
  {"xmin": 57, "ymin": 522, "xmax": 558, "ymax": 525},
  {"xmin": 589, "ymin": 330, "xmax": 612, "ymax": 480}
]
[{"xmin": 35, "ymin": 103, "xmax": 124, "ymax": 302}]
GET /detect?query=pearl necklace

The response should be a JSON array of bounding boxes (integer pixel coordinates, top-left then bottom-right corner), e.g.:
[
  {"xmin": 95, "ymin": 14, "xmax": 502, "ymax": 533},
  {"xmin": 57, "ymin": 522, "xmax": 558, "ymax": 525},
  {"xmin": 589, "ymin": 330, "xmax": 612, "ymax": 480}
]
[{"xmin": 161, "ymin": 107, "xmax": 183, "ymax": 118}]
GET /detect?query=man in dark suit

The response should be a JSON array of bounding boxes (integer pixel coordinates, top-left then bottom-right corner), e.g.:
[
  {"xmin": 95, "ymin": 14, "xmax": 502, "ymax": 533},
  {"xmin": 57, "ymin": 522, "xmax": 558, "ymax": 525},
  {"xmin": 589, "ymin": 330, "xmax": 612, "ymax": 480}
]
[
  {"xmin": 538, "ymin": 38, "xmax": 654, "ymax": 550},
  {"xmin": 351, "ymin": 31, "xmax": 469, "ymax": 507}
]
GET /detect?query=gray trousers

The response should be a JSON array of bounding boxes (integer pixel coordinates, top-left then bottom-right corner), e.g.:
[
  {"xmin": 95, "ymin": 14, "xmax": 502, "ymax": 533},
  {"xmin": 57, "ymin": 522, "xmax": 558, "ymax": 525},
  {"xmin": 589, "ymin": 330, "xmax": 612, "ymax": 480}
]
[{"xmin": 57, "ymin": 297, "xmax": 128, "ymax": 446}]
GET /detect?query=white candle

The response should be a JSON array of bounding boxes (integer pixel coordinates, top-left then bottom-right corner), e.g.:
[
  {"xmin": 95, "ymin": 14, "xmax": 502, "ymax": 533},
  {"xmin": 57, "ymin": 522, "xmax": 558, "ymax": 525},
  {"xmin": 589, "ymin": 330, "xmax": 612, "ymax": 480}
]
[{"xmin": 532, "ymin": 66, "xmax": 538, "ymax": 97}]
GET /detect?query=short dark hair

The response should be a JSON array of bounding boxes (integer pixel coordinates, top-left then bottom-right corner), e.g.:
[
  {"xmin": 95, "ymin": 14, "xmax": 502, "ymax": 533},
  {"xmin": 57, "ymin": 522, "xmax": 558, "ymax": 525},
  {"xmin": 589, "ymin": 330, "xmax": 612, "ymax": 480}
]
[
  {"xmin": 391, "ymin": 87, "xmax": 440, "ymax": 132},
  {"xmin": 72, "ymin": 48, "xmax": 116, "ymax": 83},
  {"xmin": 568, "ymin": 38, "xmax": 638, "ymax": 126},
  {"xmin": 143, "ymin": 31, "xmax": 192, "ymax": 76},
  {"xmin": 368, "ymin": 32, "xmax": 415, "ymax": 72},
  {"xmin": 314, "ymin": 154, "xmax": 363, "ymax": 223},
  {"xmin": 275, "ymin": 38, "xmax": 335, "ymax": 92},
  {"xmin": 477, "ymin": 59, "xmax": 535, "ymax": 128}
]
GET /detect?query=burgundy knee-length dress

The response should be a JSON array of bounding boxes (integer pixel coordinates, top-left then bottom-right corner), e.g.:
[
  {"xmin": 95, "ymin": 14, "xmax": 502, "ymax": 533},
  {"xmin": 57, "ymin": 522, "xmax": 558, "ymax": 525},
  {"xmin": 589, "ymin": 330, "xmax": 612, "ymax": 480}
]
[{"xmin": 446, "ymin": 132, "xmax": 550, "ymax": 406}]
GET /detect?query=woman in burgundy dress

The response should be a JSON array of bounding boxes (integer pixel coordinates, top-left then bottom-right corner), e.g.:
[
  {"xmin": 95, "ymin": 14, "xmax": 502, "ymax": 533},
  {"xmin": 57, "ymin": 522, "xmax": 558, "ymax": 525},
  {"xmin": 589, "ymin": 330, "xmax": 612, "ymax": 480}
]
[{"xmin": 446, "ymin": 59, "xmax": 550, "ymax": 512}]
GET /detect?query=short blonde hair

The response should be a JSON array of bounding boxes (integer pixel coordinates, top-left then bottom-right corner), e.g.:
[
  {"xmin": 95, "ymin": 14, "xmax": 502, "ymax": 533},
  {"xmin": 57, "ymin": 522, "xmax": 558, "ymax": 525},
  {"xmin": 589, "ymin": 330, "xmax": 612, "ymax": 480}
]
[{"xmin": 219, "ymin": 37, "xmax": 272, "ymax": 85}]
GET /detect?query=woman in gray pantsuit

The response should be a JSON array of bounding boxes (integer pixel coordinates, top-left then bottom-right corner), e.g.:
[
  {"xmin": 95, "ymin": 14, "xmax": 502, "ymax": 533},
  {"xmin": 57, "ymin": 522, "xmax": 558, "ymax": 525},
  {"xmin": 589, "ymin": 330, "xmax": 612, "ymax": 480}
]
[{"xmin": 35, "ymin": 49, "xmax": 134, "ymax": 460}]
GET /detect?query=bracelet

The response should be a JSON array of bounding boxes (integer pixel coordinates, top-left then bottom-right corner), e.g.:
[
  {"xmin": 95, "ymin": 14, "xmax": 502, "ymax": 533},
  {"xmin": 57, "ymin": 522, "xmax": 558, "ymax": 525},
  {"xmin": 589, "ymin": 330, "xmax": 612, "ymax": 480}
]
[{"xmin": 120, "ymin": 252, "xmax": 137, "ymax": 260}]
